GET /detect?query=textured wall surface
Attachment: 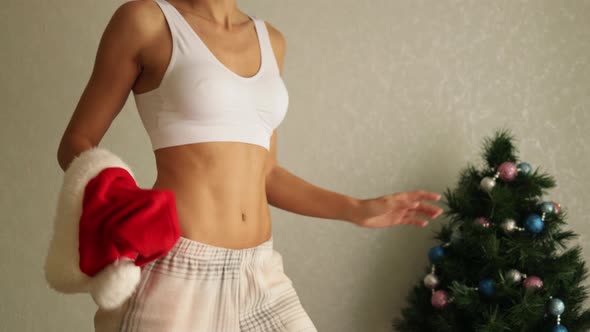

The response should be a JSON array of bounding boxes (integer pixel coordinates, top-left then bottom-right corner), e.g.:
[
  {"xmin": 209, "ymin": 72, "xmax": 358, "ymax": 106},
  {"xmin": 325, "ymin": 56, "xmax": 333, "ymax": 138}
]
[{"xmin": 1, "ymin": 0, "xmax": 589, "ymax": 331}]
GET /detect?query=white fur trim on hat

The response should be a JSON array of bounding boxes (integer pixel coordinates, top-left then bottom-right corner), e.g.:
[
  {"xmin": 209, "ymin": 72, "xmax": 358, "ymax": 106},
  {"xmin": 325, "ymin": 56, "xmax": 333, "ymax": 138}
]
[{"xmin": 44, "ymin": 146, "xmax": 141, "ymax": 309}]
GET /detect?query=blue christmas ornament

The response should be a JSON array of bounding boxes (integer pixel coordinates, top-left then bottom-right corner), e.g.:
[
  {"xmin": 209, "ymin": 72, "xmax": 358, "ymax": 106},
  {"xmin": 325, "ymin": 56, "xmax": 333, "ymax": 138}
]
[
  {"xmin": 517, "ymin": 162, "xmax": 532, "ymax": 175},
  {"xmin": 551, "ymin": 325, "xmax": 568, "ymax": 332},
  {"xmin": 524, "ymin": 213, "xmax": 544, "ymax": 234},
  {"xmin": 540, "ymin": 201, "xmax": 556, "ymax": 214},
  {"xmin": 548, "ymin": 298, "xmax": 565, "ymax": 316},
  {"xmin": 478, "ymin": 278, "xmax": 495, "ymax": 297},
  {"xmin": 428, "ymin": 246, "xmax": 445, "ymax": 264}
]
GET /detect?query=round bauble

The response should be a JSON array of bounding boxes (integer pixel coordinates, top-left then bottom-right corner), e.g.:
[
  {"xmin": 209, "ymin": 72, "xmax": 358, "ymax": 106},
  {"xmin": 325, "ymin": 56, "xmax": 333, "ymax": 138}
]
[
  {"xmin": 431, "ymin": 290, "xmax": 450, "ymax": 309},
  {"xmin": 478, "ymin": 278, "xmax": 495, "ymax": 297},
  {"xmin": 552, "ymin": 201, "xmax": 561, "ymax": 214},
  {"xmin": 475, "ymin": 217, "xmax": 490, "ymax": 228},
  {"xmin": 480, "ymin": 177, "xmax": 496, "ymax": 193},
  {"xmin": 428, "ymin": 246, "xmax": 445, "ymax": 264},
  {"xmin": 517, "ymin": 162, "xmax": 532, "ymax": 175},
  {"xmin": 540, "ymin": 201, "xmax": 555, "ymax": 214},
  {"xmin": 548, "ymin": 298, "xmax": 565, "ymax": 316},
  {"xmin": 524, "ymin": 213, "xmax": 544, "ymax": 234},
  {"xmin": 523, "ymin": 276, "xmax": 543, "ymax": 289},
  {"xmin": 504, "ymin": 269, "xmax": 523, "ymax": 284},
  {"xmin": 498, "ymin": 161, "xmax": 517, "ymax": 181},
  {"xmin": 501, "ymin": 218, "xmax": 518, "ymax": 234},
  {"xmin": 423, "ymin": 273, "xmax": 440, "ymax": 289}
]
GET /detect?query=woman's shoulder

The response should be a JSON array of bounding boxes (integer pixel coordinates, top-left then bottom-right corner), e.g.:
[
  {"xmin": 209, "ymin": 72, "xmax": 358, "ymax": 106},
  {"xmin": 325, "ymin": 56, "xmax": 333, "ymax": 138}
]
[
  {"xmin": 260, "ymin": 19, "xmax": 286, "ymax": 46},
  {"xmin": 260, "ymin": 19, "xmax": 287, "ymax": 71},
  {"xmin": 108, "ymin": 0, "xmax": 167, "ymax": 40}
]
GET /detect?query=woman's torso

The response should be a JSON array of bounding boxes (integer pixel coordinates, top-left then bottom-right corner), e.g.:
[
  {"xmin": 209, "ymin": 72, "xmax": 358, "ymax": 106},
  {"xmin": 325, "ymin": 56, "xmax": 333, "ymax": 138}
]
[{"xmin": 130, "ymin": 0, "xmax": 288, "ymax": 249}]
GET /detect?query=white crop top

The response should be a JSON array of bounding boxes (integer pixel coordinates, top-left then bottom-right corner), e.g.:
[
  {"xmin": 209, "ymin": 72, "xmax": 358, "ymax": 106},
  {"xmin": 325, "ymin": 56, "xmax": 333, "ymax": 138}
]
[{"xmin": 133, "ymin": 0, "xmax": 289, "ymax": 151}]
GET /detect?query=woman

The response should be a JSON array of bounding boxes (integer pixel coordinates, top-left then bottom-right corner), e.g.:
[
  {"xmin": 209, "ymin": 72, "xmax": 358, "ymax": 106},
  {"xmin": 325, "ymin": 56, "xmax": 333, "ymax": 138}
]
[{"xmin": 56, "ymin": 0, "xmax": 444, "ymax": 330}]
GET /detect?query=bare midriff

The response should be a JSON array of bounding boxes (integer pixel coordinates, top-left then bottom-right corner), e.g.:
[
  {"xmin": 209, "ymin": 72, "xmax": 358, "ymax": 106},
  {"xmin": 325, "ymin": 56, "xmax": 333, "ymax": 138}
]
[{"xmin": 152, "ymin": 141, "xmax": 272, "ymax": 249}]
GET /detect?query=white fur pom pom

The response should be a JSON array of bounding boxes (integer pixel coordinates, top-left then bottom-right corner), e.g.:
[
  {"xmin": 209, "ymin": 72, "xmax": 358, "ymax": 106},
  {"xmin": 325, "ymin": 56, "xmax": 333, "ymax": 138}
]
[{"xmin": 90, "ymin": 258, "xmax": 141, "ymax": 310}]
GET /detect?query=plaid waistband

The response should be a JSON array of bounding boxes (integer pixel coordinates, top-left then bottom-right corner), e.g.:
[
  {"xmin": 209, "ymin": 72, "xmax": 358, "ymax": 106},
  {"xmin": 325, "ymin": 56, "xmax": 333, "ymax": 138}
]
[{"xmin": 168, "ymin": 235, "xmax": 274, "ymax": 263}]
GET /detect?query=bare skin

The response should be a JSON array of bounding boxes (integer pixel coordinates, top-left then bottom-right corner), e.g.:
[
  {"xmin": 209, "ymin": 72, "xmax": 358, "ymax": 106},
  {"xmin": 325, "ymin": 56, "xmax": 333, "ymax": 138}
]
[
  {"xmin": 57, "ymin": 0, "xmax": 444, "ymax": 251},
  {"xmin": 136, "ymin": 0, "xmax": 278, "ymax": 248}
]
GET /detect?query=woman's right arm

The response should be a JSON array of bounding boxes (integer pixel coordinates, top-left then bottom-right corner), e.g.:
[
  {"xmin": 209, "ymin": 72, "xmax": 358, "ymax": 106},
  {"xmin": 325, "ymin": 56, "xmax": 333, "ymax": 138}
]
[{"xmin": 56, "ymin": 1, "xmax": 154, "ymax": 171}]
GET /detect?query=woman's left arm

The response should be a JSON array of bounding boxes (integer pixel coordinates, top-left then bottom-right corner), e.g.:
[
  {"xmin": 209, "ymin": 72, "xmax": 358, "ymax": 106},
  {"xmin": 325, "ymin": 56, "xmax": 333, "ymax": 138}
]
[
  {"xmin": 264, "ymin": 23, "xmax": 443, "ymax": 228},
  {"xmin": 264, "ymin": 131, "xmax": 444, "ymax": 228},
  {"xmin": 265, "ymin": 152, "xmax": 361, "ymax": 223}
]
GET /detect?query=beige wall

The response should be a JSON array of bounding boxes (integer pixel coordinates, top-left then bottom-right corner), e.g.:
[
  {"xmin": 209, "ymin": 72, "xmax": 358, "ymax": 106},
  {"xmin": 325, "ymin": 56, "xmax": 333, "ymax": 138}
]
[{"xmin": 2, "ymin": 0, "xmax": 589, "ymax": 331}]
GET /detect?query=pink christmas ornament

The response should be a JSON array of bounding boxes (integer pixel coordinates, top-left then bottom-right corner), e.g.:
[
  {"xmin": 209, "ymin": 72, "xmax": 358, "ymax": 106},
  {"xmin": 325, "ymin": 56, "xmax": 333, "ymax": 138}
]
[
  {"xmin": 475, "ymin": 217, "xmax": 490, "ymax": 228},
  {"xmin": 431, "ymin": 290, "xmax": 450, "ymax": 309},
  {"xmin": 552, "ymin": 201, "xmax": 561, "ymax": 214},
  {"xmin": 498, "ymin": 161, "xmax": 518, "ymax": 182},
  {"xmin": 523, "ymin": 276, "xmax": 543, "ymax": 289}
]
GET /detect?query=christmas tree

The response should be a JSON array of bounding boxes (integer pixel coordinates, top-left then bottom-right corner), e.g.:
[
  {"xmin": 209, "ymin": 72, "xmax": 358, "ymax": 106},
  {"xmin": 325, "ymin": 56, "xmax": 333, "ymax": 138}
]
[{"xmin": 392, "ymin": 129, "xmax": 590, "ymax": 332}]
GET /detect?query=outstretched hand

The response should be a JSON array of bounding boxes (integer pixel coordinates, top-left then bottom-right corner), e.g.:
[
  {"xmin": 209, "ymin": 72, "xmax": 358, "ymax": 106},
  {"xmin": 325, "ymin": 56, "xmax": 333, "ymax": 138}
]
[{"xmin": 348, "ymin": 190, "xmax": 444, "ymax": 228}]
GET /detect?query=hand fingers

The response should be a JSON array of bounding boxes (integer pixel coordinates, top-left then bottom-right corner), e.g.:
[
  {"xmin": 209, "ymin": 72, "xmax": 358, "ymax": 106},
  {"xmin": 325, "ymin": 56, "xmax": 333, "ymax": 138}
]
[
  {"xmin": 411, "ymin": 202, "xmax": 444, "ymax": 219},
  {"xmin": 398, "ymin": 217, "xmax": 429, "ymax": 227},
  {"xmin": 395, "ymin": 200, "xmax": 443, "ymax": 220},
  {"xmin": 405, "ymin": 190, "xmax": 442, "ymax": 202},
  {"xmin": 393, "ymin": 199, "xmax": 419, "ymax": 211}
]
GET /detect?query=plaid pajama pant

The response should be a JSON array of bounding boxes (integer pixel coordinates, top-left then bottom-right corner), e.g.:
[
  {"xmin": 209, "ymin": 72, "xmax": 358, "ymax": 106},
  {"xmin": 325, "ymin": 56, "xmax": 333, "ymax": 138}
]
[{"xmin": 94, "ymin": 236, "xmax": 317, "ymax": 332}]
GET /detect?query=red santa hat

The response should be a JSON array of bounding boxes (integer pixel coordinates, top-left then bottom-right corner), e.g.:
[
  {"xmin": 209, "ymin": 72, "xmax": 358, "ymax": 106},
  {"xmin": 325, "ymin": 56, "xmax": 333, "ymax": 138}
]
[{"xmin": 44, "ymin": 146, "xmax": 180, "ymax": 309}]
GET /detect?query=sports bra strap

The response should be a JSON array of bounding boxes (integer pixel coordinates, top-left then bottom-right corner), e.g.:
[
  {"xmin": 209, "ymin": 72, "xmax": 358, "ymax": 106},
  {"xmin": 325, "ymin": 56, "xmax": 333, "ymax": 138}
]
[
  {"xmin": 152, "ymin": 0, "xmax": 200, "ymax": 53},
  {"xmin": 252, "ymin": 17, "xmax": 281, "ymax": 75}
]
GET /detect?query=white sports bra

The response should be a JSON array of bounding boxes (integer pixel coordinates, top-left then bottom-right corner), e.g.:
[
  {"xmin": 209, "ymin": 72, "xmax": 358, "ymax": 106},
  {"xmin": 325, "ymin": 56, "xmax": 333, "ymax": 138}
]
[{"xmin": 133, "ymin": 0, "xmax": 289, "ymax": 151}]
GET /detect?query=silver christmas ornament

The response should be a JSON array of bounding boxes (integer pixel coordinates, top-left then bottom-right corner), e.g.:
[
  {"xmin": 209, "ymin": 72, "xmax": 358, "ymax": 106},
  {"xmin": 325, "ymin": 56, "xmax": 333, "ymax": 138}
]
[
  {"xmin": 501, "ymin": 218, "xmax": 518, "ymax": 234},
  {"xmin": 505, "ymin": 269, "xmax": 523, "ymax": 284},
  {"xmin": 540, "ymin": 201, "xmax": 555, "ymax": 214},
  {"xmin": 480, "ymin": 177, "xmax": 496, "ymax": 193},
  {"xmin": 548, "ymin": 298, "xmax": 565, "ymax": 316},
  {"xmin": 423, "ymin": 273, "xmax": 440, "ymax": 289}
]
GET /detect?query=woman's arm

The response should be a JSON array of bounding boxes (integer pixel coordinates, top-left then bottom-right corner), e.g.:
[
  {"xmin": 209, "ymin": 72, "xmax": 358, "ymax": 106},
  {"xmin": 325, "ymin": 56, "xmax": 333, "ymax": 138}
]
[
  {"xmin": 263, "ymin": 23, "xmax": 443, "ymax": 228},
  {"xmin": 264, "ymin": 127, "xmax": 442, "ymax": 227},
  {"xmin": 261, "ymin": 24, "xmax": 357, "ymax": 221},
  {"xmin": 266, "ymin": 153, "xmax": 443, "ymax": 227},
  {"xmin": 266, "ymin": 160, "xmax": 360, "ymax": 222},
  {"xmin": 57, "ymin": 1, "xmax": 156, "ymax": 171}
]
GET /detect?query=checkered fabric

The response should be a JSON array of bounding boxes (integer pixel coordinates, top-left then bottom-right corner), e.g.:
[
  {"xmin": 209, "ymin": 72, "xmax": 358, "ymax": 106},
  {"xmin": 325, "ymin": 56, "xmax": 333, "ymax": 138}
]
[{"xmin": 94, "ymin": 236, "xmax": 317, "ymax": 332}]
